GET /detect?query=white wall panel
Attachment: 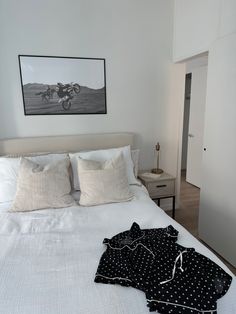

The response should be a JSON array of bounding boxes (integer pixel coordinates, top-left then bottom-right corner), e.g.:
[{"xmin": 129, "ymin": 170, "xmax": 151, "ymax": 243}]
[
  {"xmin": 173, "ymin": 0, "xmax": 221, "ymax": 61},
  {"xmin": 199, "ymin": 33, "xmax": 236, "ymax": 267},
  {"xmin": 219, "ymin": 0, "xmax": 236, "ymax": 37}
]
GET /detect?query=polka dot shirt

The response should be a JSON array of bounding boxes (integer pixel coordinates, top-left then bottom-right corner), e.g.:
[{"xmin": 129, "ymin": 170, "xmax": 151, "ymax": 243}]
[{"xmin": 95, "ymin": 223, "xmax": 232, "ymax": 313}]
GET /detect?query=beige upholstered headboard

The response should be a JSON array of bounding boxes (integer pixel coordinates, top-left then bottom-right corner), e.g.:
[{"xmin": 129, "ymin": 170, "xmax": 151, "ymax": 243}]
[{"xmin": 0, "ymin": 133, "xmax": 134, "ymax": 156}]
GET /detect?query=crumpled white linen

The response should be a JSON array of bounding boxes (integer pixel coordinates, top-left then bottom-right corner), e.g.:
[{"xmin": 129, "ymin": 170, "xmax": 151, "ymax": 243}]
[{"xmin": 0, "ymin": 185, "xmax": 235, "ymax": 314}]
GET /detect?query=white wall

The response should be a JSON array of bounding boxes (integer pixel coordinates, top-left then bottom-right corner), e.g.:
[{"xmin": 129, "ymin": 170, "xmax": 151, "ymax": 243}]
[
  {"xmin": 0, "ymin": 0, "xmax": 174, "ymax": 170},
  {"xmin": 158, "ymin": 62, "xmax": 186, "ymax": 177},
  {"xmin": 219, "ymin": 0, "xmax": 236, "ymax": 37},
  {"xmin": 173, "ymin": 0, "xmax": 236, "ymax": 61},
  {"xmin": 173, "ymin": 0, "xmax": 221, "ymax": 61}
]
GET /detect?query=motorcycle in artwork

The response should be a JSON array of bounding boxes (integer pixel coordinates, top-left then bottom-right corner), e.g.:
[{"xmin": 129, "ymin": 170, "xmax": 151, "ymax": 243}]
[
  {"xmin": 35, "ymin": 83, "xmax": 81, "ymax": 111},
  {"xmin": 19, "ymin": 55, "xmax": 107, "ymax": 115}
]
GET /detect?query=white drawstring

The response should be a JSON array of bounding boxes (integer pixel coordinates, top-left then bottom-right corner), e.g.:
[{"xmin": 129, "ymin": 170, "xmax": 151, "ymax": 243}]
[{"xmin": 160, "ymin": 250, "xmax": 187, "ymax": 285}]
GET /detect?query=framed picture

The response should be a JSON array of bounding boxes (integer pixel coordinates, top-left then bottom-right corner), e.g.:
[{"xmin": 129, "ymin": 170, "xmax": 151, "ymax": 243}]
[{"xmin": 18, "ymin": 55, "xmax": 107, "ymax": 115}]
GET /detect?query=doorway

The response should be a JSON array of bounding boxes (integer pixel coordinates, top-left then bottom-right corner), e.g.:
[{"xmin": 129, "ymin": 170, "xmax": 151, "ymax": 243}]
[
  {"xmin": 178, "ymin": 56, "xmax": 208, "ymax": 236},
  {"xmin": 181, "ymin": 65, "xmax": 208, "ymax": 188}
]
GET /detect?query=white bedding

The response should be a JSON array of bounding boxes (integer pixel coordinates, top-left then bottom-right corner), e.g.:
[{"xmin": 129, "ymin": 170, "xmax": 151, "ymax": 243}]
[{"xmin": 0, "ymin": 186, "xmax": 235, "ymax": 314}]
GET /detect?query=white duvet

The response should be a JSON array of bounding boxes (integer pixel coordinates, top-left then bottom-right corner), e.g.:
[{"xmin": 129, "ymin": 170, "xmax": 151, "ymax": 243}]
[{"xmin": 0, "ymin": 186, "xmax": 235, "ymax": 314}]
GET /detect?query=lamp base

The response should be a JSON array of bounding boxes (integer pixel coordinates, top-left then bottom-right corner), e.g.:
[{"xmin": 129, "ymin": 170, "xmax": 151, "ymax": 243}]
[{"xmin": 151, "ymin": 168, "xmax": 163, "ymax": 174}]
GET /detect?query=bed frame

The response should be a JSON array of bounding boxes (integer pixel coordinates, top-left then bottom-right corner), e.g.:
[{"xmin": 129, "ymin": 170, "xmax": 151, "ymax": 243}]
[{"xmin": 0, "ymin": 133, "xmax": 134, "ymax": 156}]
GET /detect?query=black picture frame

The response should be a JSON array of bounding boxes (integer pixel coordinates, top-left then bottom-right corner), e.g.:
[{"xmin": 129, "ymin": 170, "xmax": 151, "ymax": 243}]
[{"xmin": 18, "ymin": 55, "xmax": 107, "ymax": 115}]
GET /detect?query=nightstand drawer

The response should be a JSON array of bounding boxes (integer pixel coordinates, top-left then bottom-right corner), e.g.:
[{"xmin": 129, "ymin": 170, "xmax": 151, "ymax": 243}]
[{"xmin": 147, "ymin": 180, "xmax": 175, "ymax": 198}]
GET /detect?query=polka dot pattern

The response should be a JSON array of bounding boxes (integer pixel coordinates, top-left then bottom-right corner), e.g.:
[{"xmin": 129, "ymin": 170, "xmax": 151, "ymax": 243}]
[{"xmin": 95, "ymin": 223, "xmax": 232, "ymax": 313}]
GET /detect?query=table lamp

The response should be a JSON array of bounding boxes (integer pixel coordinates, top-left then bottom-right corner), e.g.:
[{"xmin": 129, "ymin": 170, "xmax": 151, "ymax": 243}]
[{"xmin": 152, "ymin": 142, "xmax": 163, "ymax": 174}]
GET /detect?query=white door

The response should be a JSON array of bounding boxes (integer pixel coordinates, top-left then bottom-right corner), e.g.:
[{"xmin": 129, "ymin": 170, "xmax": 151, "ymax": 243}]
[
  {"xmin": 199, "ymin": 33, "xmax": 236, "ymax": 267},
  {"xmin": 186, "ymin": 66, "xmax": 207, "ymax": 188}
]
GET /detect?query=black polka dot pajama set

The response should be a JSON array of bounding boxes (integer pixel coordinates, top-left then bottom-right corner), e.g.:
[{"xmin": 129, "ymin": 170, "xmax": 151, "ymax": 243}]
[{"xmin": 95, "ymin": 223, "xmax": 232, "ymax": 313}]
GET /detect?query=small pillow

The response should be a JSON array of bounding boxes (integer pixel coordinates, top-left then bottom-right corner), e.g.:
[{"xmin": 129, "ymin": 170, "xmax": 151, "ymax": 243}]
[
  {"xmin": 10, "ymin": 158, "xmax": 75, "ymax": 212},
  {"xmin": 69, "ymin": 146, "xmax": 139, "ymax": 190},
  {"xmin": 78, "ymin": 153, "xmax": 134, "ymax": 206}
]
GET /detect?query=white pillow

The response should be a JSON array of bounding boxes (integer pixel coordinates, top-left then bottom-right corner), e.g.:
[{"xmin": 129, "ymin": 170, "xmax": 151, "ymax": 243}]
[
  {"xmin": 78, "ymin": 153, "xmax": 134, "ymax": 206},
  {"xmin": 10, "ymin": 158, "xmax": 75, "ymax": 212},
  {"xmin": 69, "ymin": 146, "xmax": 139, "ymax": 190},
  {"xmin": 0, "ymin": 153, "xmax": 67, "ymax": 203}
]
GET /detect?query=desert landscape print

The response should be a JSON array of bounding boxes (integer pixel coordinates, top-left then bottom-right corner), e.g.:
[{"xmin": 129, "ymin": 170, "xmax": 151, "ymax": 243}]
[
  {"xmin": 19, "ymin": 55, "xmax": 107, "ymax": 115},
  {"xmin": 23, "ymin": 83, "xmax": 106, "ymax": 114}
]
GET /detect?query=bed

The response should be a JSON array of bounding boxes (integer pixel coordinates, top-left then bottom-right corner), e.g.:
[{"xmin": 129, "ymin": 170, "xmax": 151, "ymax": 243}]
[{"xmin": 0, "ymin": 133, "xmax": 235, "ymax": 314}]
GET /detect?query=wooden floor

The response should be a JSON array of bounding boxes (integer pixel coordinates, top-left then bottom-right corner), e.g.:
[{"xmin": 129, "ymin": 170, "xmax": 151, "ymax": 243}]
[{"xmin": 167, "ymin": 171, "xmax": 236, "ymax": 275}]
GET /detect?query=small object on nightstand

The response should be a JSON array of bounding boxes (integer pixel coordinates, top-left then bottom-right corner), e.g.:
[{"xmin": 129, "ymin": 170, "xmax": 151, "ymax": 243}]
[
  {"xmin": 152, "ymin": 142, "xmax": 163, "ymax": 174},
  {"xmin": 138, "ymin": 171, "xmax": 176, "ymax": 219}
]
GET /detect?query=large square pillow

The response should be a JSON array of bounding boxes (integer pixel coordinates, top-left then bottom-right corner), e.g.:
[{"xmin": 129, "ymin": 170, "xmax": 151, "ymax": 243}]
[
  {"xmin": 78, "ymin": 153, "xmax": 134, "ymax": 206},
  {"xmin": 0, "ymin": 153, "xmax": 67, "ymax": 203},
  {"xmin": 69, "ymin": 146, "xmax": 139, "ymax": 190},
  {"xmin": 10, "ymin": 157, "xmax": 75, "ymax": 212}
]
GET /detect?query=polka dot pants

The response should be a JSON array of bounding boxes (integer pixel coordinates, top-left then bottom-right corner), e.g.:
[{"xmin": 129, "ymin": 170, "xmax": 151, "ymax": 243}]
[{"xmin": 95, "ymin": 223, "xmax": 232, "ymax": 313}]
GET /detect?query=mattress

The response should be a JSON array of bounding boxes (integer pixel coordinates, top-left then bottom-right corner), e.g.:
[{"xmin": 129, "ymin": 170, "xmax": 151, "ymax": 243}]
[{"xmin": 0, "ymin": 185, "xmax": 235, "ymax": 314}]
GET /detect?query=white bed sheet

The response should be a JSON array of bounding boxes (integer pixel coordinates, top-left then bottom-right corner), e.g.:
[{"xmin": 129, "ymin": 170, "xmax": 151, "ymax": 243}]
[{"xmin": 0, "ymin": 186, "xmax": 235, "ymax": 314}]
